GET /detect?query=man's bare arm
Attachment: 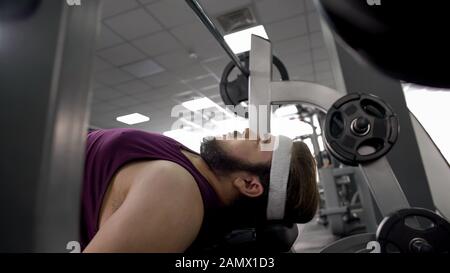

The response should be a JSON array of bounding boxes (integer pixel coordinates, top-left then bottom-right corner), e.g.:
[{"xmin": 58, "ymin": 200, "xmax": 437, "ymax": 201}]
[{"xmin": 84, "ymin": 161, "xmax": 204, "ymax": 252}]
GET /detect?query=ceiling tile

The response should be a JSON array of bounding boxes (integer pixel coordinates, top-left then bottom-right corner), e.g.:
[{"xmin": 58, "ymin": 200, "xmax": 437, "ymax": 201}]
[
  {"xmin": 170, "ymin": 21, "xmax": 212, "ymax": 48},
  {"xmin": 290, "ymin": 64, "xmax": 314, "ymax": 77},
  {"xmin": 104, "ymin": 9, "xmax": 162, "ymax": 40},
  {"xmin": 187, "ymin": 75, "xmax": 219, "ymax": 90},
  {"xmin": 273, "ymin": 35, "xmax": 310, "ymax": 56},
  {"xmin": 202, "ymin": 57, "xmax": 230, "ymax": 77},
  {"xmin": 310, "ymin": 31, "xmax": 324, "ymax": 48},
  {"xmin": 142, "ymin": 71, "xmax": 180, "ymax": 88},
  {"xmin": 121, "ymin": 58, "xmax": 165, "ymax": 78},
  {"xmin": 96, "ymin": 25, "xmax": 124, "ymax": 49},
  {"xmin": 95, "ymin": 68, "xmax": 134, "ymax": 85},
  {"xmin": 265, "ymin": 15, "xmax": 308, "ymax": 42},
  {"xmin": 154, "ymin": 49, "xmax": 196, "ymax": 70},
  {"xmin": 93, "ymin": 57, "xmax": 112, "ymax": 72},
  {"xmin": 132, "ymin": 31, "xmax": 182, "ymax": 57},
  {"xmin": 292, "ymin": 73, "xmax": 315, "ymax": 82},
  {"xmin": 115, "ymin": 80, "xmax": 152, "ymax": 95},
  {"xmin": 101, "ymin": 0, "xmax": 139, "ymax": 18},
  {"xmin": 256, "ymin": 0, "xmax": 305, "ymax": 24},
  {"xmin": 92, "ymin": 86, "xmax": 124, "ymax": 101},
  {"xmin": 138, "ymin": 0, "xmax": 158, "ymax": 4},
  {"xmin": 91, "ymin": 102, "xmax": 120, "ymax": 115},
  {"xmin": 307, "ymin": 12, "xmax": 322, "ymax": 32},
  {"xmin": 314, "ymin": 60, "xmax": 331, "ymax": 73},
  {"xmin": 157, "ymin": 83, "xmax": 193, "ymax": 98},
  {"xmin": 312, "ymin": 47, "xmax": 329, "ymax": 62},
  {"xmin": 192, "ymin": 39, "xmax": 226, "ymax": 61},
  {"xmin": 198, "ymin": 0, "xmax": 252, "ymax": 15},
  {"xmin": 97, "ymin": 43, "xmax": 146, "ymax": 66},
  {"xmin": 200, "ymin": 84, "xmax": 220, "ymax": 97},
  {"xmin": 277, "ymin": 50, "xmax": 313, "ymax": 68},
  {"xmin": 173, "ymin": 64, "xmax": 211, "ymax": 82},
  {"xmin": 107, "ymin": 96, "xmax": 142, "ymax": 108},
  {"xmin": 132, "ymin": 83, "xmax": 190, "ymax": 102},
  {"xmin": 146, "ymin": 0, "xmax": 197, "ymax": 28},
  {"xmin": 316, "ymin": 71, "xmax": 334, "ymax": 82},
  {"xmin": 305, "ymin": 0, "xmax": 317, "ymax": 12}
]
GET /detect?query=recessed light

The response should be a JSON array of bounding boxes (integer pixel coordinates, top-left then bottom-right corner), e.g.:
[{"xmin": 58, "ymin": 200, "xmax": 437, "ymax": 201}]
[
  {"xmin": 116, "ymin": 113, "xmax": 150, "ymax": 125},
  {"xmin": 224, "ymin": 25, "xmax": 269, "ymax": 54}
]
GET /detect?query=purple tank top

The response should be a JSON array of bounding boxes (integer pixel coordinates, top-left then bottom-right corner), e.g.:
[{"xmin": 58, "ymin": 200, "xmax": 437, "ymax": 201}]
[{"xmin": 81, "ymin": 128, "xmax": 226, "ymax": 252}]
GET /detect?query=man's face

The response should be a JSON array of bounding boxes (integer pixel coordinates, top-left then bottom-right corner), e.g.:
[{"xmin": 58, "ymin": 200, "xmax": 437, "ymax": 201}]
[
  {"xmin": 200, "ymin": 128, "xmax": 273, "ymax": 173},
  {"xmin": 200, "ymin": 128, "xmax": 273, "ymax": 227}
]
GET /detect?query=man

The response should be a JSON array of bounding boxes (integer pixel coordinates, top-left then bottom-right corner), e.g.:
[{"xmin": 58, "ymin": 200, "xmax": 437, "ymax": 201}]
[{"xmin": 81, "ymin": 128, "xmax": 318, "ymax": 252}]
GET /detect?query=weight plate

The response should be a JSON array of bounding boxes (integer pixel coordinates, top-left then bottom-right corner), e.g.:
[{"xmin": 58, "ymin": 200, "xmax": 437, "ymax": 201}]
[
  {"xmin": 376, "ymin": 208, "xmax": 450, "ymax": 253},
  {"xmin": 323, "ymin": 93, "xmax": 399, "ymax": 166},
  {"xmin": 219, "ymin": 52, "xmax": 289, "ymax": 110}
]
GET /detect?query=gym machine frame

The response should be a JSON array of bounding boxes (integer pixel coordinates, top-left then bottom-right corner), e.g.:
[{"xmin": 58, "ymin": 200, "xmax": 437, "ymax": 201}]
[{"xmin": 247, "ymin": 35, "xmax": 414, "ymax": 251}]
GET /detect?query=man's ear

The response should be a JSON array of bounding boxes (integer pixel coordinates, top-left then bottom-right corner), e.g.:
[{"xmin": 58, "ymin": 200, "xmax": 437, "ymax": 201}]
[{"xmin": 232, "ymin": 174, "xmax": 264, "ymax": 198}]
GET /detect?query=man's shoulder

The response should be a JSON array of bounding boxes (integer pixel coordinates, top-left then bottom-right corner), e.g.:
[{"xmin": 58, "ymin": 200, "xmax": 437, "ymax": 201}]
[{"xmin": 134, "ymin": 160, "xmax": 202, "ymax": 200}]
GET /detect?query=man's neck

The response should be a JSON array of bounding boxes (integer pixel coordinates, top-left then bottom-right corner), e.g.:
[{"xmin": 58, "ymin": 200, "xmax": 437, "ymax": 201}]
[{"xmin": 180, "ymin": 150, "xmax": 234, "ymax": 205}]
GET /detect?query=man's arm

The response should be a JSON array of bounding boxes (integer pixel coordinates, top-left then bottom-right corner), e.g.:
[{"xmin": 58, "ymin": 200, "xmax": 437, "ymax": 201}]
[{"xmin": 84, "ymin": 161, "xmax": 204, "ymax": 252}]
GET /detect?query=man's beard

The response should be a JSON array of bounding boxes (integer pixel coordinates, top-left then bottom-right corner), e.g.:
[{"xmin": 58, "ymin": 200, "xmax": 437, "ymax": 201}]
[
  {"xmin": 199, "ymin": 137, "xmax": 245, "ymax": 174},
  {"xmin": 200, "ymin": 137, "xmax": 268, "ymax": 228}
]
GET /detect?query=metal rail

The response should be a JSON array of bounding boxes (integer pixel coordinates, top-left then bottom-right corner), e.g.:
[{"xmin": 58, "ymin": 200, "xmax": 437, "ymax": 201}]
[{"xmin": 185, "ymin": 0, "xmax": 250, "ymax": 76}]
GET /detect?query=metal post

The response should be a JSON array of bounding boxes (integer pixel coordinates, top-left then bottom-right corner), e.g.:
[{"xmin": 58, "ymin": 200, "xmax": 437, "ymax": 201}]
[
  {"xmin": 0, "ymin": 0, "xmax": 100, "ymax": 252},
  {"xmin": 185, "ymin": 0, "xmax": 249, "ymax": 76}
]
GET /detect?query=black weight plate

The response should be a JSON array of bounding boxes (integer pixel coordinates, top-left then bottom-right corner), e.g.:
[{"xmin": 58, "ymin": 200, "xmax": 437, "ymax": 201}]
[
  {"xmin": 377, "ymin": 208, "xmax": 450, "ymax": 253},
  {"xmin": 324, "ymin": 93, "xmax": 399, "ymax": 165},
  {"xmin": 219, "ymin": 52, "xmax": 289, "ymax": 108}
]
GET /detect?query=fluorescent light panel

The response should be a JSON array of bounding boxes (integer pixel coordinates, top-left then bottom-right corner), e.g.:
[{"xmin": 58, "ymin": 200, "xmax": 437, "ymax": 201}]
[
  {"xmin": 116, "ymin": 113, "xmax": 150, "ymax": 125},
  {"xmin": 182, "ymin": 97, "xmax": 217, "ymax": 111},
  {"xmin": 224, "ymin": 25, "xmax": 268, "ymax": 54}
]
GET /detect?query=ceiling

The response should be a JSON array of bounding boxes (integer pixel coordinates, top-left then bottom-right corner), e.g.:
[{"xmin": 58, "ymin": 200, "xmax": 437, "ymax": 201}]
[{"xmin": 89, "ymin": 0, "xmax": 336, "ymax": 132}]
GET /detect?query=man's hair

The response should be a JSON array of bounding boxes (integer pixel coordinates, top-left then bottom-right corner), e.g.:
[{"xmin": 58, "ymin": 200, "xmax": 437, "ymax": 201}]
[
  {"xmin": 284, "ymin": 141, "xmax": 319, "ymax": 223},
  {"xmin": 200, "ymin": 137, "xmax": 319, "ymax": 224},
  {"xmin": 251, "ymin": 141, "xmax": 319, "ymax": 224}
]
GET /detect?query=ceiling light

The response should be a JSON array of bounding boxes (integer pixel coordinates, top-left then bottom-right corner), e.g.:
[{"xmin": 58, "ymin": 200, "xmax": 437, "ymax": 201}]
[
  {"xmin": 224, "ymin": 25, "xmax": 269, "ymax": 54},
  {"xmin": 182, "ymin": 97, "xmax": 217, "ymax": 111},
  {"xmin": 116, "ymin": 113, "xmax": 150, "ymax": 125}
]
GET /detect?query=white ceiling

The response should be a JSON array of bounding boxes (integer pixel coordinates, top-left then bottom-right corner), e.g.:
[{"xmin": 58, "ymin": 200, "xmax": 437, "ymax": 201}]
[{"xmin": 90, "ymin": 0, "xmax": 336, "ymax": 131}]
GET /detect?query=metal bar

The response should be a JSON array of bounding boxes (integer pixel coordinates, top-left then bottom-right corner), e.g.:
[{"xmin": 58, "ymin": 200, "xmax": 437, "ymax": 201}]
[
  {"xmin": 270, "ymin": 81, "xmax": 343, "ymax": 111},
  {"xmin": 249, "ymin": 35, "xmax": 272, "ymax": 140},
  {"xmin": 358, "ymin": 157, "xmax": 411, "ymax": 217},
  {"xmin": 185, "ymin": 0, "xmax": 249, "ymax": 76}
]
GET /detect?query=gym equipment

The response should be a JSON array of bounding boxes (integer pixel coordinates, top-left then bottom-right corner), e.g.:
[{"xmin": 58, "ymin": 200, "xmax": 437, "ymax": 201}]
[
  {"xmin": 320, "ymin": 94, "xmax": 450, "ymax": 253},
  {"xmin": 245, "ymin": 35, "xmax": 450, "ymax": 253},
  {"xmin": 185, "ymin": 0, "xmax": 249, "ymax": 77},
  {"xmin": 318, "ymin": 167, "xmax": 377, "ymax": 236},
  {"xmin": 320, "ymin": 233, "xmax": 376, "ymax": 253},
  {"xmin": 186, "ymin": 0, "xmax": 290, "ymax": 111},
  {"xmin": 377, "ymin": 208, "xmax": 450, "ymax": 253},
  {"xmin": 186, "ymin": 0, "xmax": 298, "ymax": 252},
  {"xmin": 220, "ymin": 52, "xmax": 289, "ymax": 108},
  {"xmin": 203, "ymin": 224, "xmax": 298, "ymax": 253},
  {"xmin": 294, "ymin": 107, "xmax": 378, "ymax": 236},
  {"xmin": 324, "ymin": 93, "xmax": 399, "ymax": 166},
  {"xmin": 316, "ymin": 0, "xmax": 450, "ymax": 88},
  {"xmin": 0, "ymin": 0, "xmax": 101, "ymax": 252}
]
